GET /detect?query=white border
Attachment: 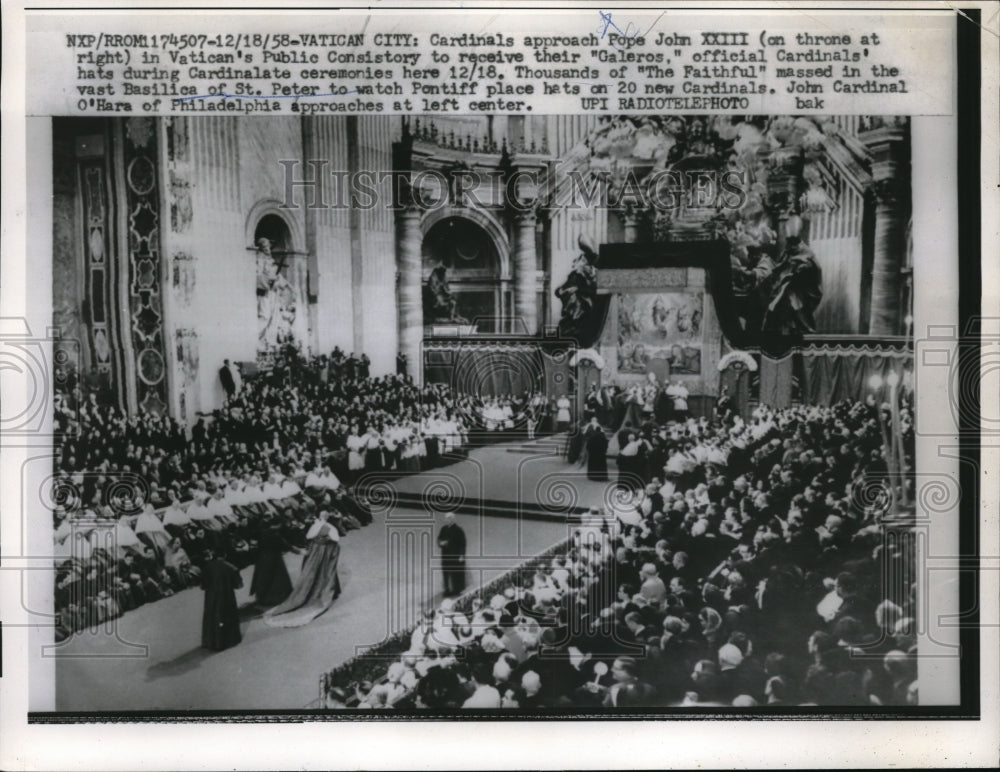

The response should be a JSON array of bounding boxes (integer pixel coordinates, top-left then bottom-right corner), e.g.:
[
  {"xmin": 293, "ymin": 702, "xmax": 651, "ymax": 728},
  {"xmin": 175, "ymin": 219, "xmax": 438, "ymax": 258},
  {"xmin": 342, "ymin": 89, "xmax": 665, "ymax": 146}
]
[{"xmin": 2, "ymin": 1, "xmax": 998, "ymax": 769}]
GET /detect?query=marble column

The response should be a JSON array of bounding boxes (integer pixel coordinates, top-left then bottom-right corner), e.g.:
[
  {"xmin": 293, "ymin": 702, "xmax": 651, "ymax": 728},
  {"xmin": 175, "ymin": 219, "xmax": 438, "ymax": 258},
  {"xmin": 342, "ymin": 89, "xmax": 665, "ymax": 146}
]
[
  {"xmin": 513, "ymin": 209, "xmax": 538, "ymax": 335},
  {"xmin": 860, "ymin": 119, "xmax": 910, "ymax": 336},
  {"xmin": 396, "ymin": 204, "xmax": 423, "ymax": 385}
]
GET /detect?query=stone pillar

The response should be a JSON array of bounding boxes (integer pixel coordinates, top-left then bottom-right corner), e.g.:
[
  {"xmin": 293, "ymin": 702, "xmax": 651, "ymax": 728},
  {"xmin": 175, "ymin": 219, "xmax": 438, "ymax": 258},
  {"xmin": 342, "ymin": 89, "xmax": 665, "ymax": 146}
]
[
  {"xmin": 513, "ymin": 210, "xmax": 538, "ymax": 335},
  {"xmin": 396, "ymin": 204, "xmax": 423, "ymax": 385},
  {"xmin": 860, "ymin": 119, "xmax": 910, "ymax": 336}
]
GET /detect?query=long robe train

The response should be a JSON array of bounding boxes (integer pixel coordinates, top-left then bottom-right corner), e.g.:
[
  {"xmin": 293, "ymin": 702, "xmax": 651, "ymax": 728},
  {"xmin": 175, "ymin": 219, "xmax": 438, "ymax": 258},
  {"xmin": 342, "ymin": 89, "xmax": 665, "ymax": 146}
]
[{"xmin": 262, "ymin": 539, "xmax": 341, "ymax": 628}]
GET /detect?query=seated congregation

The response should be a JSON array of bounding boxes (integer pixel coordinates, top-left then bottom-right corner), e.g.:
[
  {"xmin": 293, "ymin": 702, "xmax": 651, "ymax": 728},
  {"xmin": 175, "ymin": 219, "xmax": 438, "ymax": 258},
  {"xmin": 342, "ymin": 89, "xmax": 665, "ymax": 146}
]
[
  {"xmin": 50, "ymin": 346, "xmax": 488, "ymax": 639},
  {"xmin": 326, "ymin": 396, "xmax": 917, "ymax": 709}
]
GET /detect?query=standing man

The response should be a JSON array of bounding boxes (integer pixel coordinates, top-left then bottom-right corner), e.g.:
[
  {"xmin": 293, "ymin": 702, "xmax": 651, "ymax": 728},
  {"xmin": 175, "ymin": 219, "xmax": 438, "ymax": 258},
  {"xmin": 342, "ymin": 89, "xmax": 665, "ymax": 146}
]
[
  {"xmin": 219, "ymin": 359, "xmax": 236, "ymax": 402},
  {"xmin": 667, "ymin": 380, "xmax": 690, "ymax": 421},
  {"xmin": 200, "ymin": 549, "xmax": 243, "ymax": 651},
  {"xmin": 437, "ymin": 512, "xmax": 467, "ymax": 597},
  {"xmin": 229, "ymin": 359, "xmax": 243, "ymax": 397},
  {"xmin": 555, "ymin": 394, "xmax": 572, "ymax": 434},
  {"xmin": 584, "ymin": 416, "xmax": 609, "ymax": 482}
]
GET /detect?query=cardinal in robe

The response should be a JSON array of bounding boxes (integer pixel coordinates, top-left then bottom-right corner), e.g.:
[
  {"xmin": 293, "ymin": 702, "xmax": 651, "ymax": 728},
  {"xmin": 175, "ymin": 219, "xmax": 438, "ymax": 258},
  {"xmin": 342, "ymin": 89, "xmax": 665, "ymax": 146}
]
[
  {"xmin": 584, "ymin": 417, "xmax": 610, "ymax": 482},
  {"xmin": 200, "ymin": 549, "xmax": 244, "ymax": 651}
]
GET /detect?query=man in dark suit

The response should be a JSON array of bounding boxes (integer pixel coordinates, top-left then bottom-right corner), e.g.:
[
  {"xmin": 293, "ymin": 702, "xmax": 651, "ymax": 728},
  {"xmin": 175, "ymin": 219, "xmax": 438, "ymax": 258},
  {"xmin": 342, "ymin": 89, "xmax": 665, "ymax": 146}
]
[
  {"xmin": 219, "ymin": 359, "xmax": 236, "ymax": 401},
  {"xmin": 437, "ymin": 512, "xmax": 467, "ymax": 597}
]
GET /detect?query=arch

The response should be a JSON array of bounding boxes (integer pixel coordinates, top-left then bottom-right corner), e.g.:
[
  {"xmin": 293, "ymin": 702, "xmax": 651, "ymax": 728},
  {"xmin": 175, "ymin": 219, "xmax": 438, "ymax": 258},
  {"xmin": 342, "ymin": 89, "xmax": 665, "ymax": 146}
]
[
  {"xmin": 254, "ymin": 214, "xmax": 293, "ymax": 255},
  {"xmin": 421, "ymin": 205, "xmax": 510, "ymax": 278},
  {"xmin": 246, "ymin": 199, "xmax": 310, "ymax": 361},
  {"xmin": 244, "ymin": 199, "xmax": 304, "ymax": 253}
]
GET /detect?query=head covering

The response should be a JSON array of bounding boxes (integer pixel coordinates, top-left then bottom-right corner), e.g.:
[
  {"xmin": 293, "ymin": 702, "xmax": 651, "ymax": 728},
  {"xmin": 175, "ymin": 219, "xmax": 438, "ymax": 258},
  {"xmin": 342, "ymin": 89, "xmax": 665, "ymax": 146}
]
[
  {"xmin": 718, "ymin": 643, "xmax": 744, "ymax": 671},
  {"xmin": 700, "ymin": 607, "xmax": 723, "ymax": 635},
  {"xmin": 521, "ymin": 671, "xmax": 542, "ymax": 695}
]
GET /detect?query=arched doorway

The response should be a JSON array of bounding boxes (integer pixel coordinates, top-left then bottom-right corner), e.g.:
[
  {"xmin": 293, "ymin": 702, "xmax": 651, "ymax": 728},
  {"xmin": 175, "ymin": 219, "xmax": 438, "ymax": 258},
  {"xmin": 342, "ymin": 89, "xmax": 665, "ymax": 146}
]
[{"xmin": 422, "ymin": 216, "xmax": 508, "ymax": 334}]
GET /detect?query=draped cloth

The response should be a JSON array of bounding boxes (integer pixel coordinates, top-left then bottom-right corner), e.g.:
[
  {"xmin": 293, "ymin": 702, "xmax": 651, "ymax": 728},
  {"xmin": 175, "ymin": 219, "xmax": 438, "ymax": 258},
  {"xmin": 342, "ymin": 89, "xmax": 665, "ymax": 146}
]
[
  {"xmin": 719, "ymin": 363, "xmax": 752, "ymax": 421},
  {"xmin": 800, "ymin": 349, "xmax": 912, "ymax": 406},
  {"xmin": 263, "ymin": 522, "xmax": 341, "ymax": 628},
  {"xmin": 134, "ymin": 510, "xmax": 170, "ymax": 560},
  {"xmin": 759, "ymin": 355, "xmax": 794, "ymax": 409}
]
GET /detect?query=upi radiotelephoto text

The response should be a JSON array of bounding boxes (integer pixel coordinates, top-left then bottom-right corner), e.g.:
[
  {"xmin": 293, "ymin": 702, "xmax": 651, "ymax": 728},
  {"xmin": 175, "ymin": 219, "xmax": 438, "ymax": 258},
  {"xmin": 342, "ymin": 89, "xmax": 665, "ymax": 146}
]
[{"xmin": 44, "ymin": 12, "xmax": 950, "ymax": 117}]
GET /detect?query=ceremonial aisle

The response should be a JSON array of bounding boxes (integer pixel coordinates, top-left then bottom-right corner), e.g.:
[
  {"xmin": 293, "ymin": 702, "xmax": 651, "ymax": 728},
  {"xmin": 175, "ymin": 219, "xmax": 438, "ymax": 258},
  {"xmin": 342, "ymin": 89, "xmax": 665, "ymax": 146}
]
[{"xmin": 52, "ymin": 440, "xmax": 611, "ymax": 711}]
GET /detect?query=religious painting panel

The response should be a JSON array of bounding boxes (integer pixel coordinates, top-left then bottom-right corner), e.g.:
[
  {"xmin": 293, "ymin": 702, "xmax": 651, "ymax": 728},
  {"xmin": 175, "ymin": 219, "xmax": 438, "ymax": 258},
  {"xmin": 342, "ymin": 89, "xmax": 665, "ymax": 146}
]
[{"xmin": 615, "ymin": 291, "xmax": 704, "ymax": 376}]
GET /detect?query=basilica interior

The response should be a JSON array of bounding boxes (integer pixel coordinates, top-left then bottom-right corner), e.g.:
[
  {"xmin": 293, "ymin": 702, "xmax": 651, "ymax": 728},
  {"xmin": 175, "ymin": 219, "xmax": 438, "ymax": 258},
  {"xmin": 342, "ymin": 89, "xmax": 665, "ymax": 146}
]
[
  {"xmin": 47, "ymin": 113, "xmax": 919, "ymax": 713},
  {"xmin": 51, "ymin": 113, "xmax": 913, "ymax": 423}
]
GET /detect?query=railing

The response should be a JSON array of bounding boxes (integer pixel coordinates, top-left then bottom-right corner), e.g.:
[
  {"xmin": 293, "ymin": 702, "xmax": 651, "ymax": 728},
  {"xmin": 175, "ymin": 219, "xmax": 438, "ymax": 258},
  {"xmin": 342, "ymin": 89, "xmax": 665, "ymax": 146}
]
[
  {"xmin": 316, "ymin": 533, "xmax": 575, "ymax": 708},
  {"xmin": 410, "ymin": 117, "xmax": 550, "ymax": 157}
]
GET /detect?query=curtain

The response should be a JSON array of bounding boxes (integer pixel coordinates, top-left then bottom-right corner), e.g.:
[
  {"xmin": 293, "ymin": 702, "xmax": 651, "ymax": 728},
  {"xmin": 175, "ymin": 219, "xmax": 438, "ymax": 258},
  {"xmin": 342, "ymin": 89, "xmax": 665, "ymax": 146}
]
[
  {"xmin": 423, "ymin": 348, "xmax": 455, "ymax": 388},
  {"xmin": 720, "ymin": 365, "xmax": 752, "ymax": 421},
  {"xmin": 759, "ymin": 355, "xmax": 794, "ymax": 409},
  {"xmin": 801, "ymin": 349, "xmax": 913, "ymax": 406}
]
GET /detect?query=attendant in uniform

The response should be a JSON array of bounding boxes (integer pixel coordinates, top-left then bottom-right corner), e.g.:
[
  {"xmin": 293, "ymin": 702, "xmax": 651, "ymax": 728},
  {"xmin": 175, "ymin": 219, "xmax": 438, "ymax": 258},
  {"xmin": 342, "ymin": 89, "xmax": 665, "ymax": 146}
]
[
  {"xmin": 555, "ymin": 395, "xmax": 572, "ymax": 433},
  {"xmin": 200, "ymin": 548, "xmax": 243, "ymax": 651},
  {"xmin": 437, "ymin": 512, "xmax": 467, "ymax": 597}
]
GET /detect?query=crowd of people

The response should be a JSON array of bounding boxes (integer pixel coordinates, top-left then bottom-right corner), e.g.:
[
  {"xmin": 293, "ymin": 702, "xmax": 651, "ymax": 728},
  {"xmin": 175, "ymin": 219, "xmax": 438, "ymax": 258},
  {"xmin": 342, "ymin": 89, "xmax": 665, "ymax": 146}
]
[
  {"xmin": 50, "ymin": 346, "xmax": 495, "ymax": 639},
  {"xmin": 51, "ymin": 452, "xmax": 377, "ymax": 641},
  {"xmin": 52, "ymin": 342, "xmax": 920, "ymax": 709},
  {"xmin": 328, "ymin": 391, "xmax": 918, "ymax": 709}
]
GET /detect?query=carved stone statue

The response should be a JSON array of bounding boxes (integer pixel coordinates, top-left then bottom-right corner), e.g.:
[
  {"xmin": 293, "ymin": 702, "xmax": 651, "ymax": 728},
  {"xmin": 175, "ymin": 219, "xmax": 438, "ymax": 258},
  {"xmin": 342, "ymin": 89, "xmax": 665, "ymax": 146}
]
[
  {"xmin": 423, "ymin": 264, "xmax": 467, "ymax": 323},
  {"xmin": 256, "ymin": 237, "xmax": 300, "ymax": 354},
  {"xmin": 555, "ymin": 234, "xmax": 600, "ymax": 343},
  {"xmin": 758, "ymin": 235, "xmax": 823, "ymax": 335}
]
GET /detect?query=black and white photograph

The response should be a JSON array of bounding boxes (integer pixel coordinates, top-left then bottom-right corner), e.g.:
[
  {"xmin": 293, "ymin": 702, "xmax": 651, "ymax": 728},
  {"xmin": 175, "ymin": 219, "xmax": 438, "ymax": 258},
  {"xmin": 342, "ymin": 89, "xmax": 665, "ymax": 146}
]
[
  {"xmin": 1, "ymin": 2, "xmax": 997, "ymax": 770},
  {"xmin": 41, "ymin": 110, "xmax": 928, "ymax": 715}
]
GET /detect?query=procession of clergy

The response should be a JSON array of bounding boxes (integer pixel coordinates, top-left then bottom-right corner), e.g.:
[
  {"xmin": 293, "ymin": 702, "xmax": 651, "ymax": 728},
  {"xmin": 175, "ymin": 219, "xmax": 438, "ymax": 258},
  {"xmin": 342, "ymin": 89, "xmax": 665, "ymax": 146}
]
[{"xmin": 51, "ymin": 345, "xmax": 571, "ymax": 647}]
